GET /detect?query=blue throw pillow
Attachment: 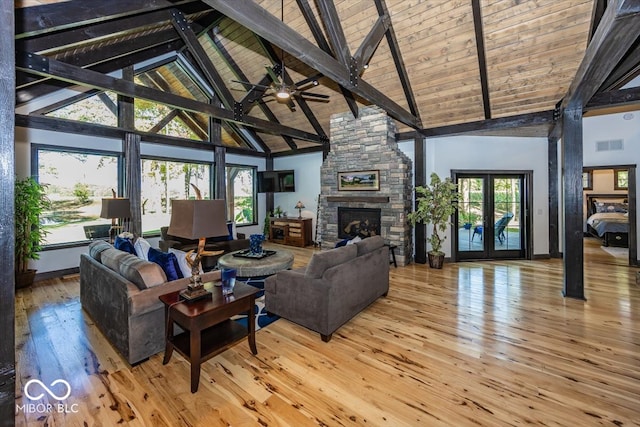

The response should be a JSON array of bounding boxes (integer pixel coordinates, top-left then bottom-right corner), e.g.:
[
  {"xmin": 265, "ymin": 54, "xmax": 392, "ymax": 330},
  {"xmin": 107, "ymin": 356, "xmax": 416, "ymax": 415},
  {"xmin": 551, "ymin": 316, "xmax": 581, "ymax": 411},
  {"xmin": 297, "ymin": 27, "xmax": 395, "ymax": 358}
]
[
  {"xmin": 114, "ymin": 236, "xmax": 136, "ymax": 255},
  {"xmin": 148, "ymin": 247, "xmax": 183, "ymax": 281}
]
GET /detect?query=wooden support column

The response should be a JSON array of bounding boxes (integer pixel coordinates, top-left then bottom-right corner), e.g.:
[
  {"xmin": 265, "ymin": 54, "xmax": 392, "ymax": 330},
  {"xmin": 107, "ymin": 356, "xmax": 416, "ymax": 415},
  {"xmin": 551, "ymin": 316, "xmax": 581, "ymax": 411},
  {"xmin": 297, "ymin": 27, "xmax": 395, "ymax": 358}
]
[
  {"xmin": 214, "ymin": 145, "xmax": 226, "ymax": 200},
  {"xmin": 0, "ymin": 0, "xmax": 16, "ymax": 422},
  {"xmin": 265, "ymin": 156, "xmax": 274, "ymax": 215},
  {"xmin": 548, "ymin": 136, "xmax": 560, "ymax": 258},
  {"xmin": 561, "ymin": 108, "xmax": 585, "ymax": 299},
  {"xmin": 414, "ymin": 136, "xmax": 426, "ymax": 264}
]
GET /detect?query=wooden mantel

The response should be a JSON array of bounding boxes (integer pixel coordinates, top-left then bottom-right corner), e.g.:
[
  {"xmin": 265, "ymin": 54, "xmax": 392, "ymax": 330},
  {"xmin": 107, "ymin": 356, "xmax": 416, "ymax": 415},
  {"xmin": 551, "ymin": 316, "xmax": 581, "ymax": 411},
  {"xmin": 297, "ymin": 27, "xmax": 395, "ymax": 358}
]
[{"xmin": 326, "ymin": 196, "xmax": 390, "ymax": 203}]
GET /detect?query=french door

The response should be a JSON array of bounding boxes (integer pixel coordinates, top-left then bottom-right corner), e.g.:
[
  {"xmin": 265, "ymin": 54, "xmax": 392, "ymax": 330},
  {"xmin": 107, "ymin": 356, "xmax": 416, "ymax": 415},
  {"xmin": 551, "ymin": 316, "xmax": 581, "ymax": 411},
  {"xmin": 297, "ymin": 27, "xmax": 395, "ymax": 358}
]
[{"xmin": 454, "ymin": 172, "xmax": 531, "ymax": 260}]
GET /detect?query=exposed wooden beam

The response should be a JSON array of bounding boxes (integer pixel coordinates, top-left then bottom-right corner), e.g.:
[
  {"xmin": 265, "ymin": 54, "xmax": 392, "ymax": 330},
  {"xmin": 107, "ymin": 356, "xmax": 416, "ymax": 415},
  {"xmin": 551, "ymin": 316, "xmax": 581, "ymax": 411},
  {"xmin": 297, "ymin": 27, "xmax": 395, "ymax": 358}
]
[
  {"xmin": 316, "ymin": 0, "xmax": 352, "ymax": 68},
  {"xmin": 99, "ymin": 92, "xmax": 118, "ymax": 116},
  {"xmin": 15, "ymin": 0, "xmax": 196, "ymax": 38},
  {"xmin": 586, "ymin": 86, "xmax": 640, "ymax": 110},
  {"xmin": 562, "ymin": 0, "xmax": 640, "ymax": 110},
  {"xmin": 169, "ymin": 9, "xmax": 272, "ymax": 152},
  {"xmin": 600, "ymin": 42, "xmax": 640, "ymax": 90},
  {"xmin": 548, "ymin": 136, "xmax": 560, "ymax": 259},
  {"xmin": 15, "ymin": 113, "xmax": 265, "ymax": 158},
  {"xmin": 471, "ymin": 0, "xmax": 491, "ymax": 119},
  {"xmin": 373, "ymin": 0, "xmax": 421, "ymax": 120},
  {"xmin": 561, "ymin": 108, "xmax": 585, "ymax": 299},
  {"xmin": 0, "ymin": 0, "xmax": 16, "ymax": 421},
  {"xmin": 354, "ymin": 15, "xmax": 388, "ymax": 71},
  {"xmin": 17, "ymin": 52, "xmax": 327, "ymax": 144},
  {"xmin": 205, "ymin": 0, "xmax": 421, "ymax": 129},
  {"xmin": 295, "ymin": 0, "xmax": 359, "ymax": 119},
  {"xmin": 149, "ymin": 109, "xmax": 180, "ymax": 133},
  {"xmin": 416, "ymin": 111, "xmax": 554, "ymax": 138},
  {"xmin": 17, "ymin": 2, "xmax": 212, "ymax": 53}
]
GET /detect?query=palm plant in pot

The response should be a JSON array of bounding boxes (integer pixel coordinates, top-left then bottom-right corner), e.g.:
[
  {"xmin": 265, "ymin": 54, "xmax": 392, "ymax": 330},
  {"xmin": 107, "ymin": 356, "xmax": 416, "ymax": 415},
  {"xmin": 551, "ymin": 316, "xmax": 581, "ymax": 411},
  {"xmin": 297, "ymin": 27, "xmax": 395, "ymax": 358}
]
[
  {"xmin": 408, "ymin": 173, "xmax": 458, "ymax": 268},
  {"xmin": 15, "ymin": 177, "xmax": 50, "ymax": 288}
]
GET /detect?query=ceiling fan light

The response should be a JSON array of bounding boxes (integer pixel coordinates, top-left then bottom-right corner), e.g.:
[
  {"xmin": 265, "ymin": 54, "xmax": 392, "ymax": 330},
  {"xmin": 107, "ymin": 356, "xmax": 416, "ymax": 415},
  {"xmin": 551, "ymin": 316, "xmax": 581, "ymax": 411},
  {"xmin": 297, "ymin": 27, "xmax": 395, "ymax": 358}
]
[{"xmin": 276, "ymin": 88, "xmax": 290, "ymax": 99}]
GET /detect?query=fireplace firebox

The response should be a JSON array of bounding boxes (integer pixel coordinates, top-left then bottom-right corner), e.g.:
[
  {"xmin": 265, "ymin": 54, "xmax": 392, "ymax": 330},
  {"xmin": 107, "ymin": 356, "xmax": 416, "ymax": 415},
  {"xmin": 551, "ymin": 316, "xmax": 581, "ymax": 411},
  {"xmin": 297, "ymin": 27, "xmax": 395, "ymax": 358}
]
[{"xmin": 337, "ymin": 207, "xmax": 381, "ymax": 239}]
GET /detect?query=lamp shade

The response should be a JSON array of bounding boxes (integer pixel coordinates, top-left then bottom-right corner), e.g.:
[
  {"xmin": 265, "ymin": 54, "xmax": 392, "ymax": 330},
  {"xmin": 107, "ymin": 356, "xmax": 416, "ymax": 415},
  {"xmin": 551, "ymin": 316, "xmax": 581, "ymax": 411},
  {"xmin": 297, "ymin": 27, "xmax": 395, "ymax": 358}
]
[
  {"xmin": 295, "ymin": 201, "xmax": 305, "ymax": 209},
  {"xmin": 100, "ymin": 198, "xmax": 131, "ymax": 219},
  {"xmin": 168, "ymin": 199, "xmax": 228, "ymax": 240}
]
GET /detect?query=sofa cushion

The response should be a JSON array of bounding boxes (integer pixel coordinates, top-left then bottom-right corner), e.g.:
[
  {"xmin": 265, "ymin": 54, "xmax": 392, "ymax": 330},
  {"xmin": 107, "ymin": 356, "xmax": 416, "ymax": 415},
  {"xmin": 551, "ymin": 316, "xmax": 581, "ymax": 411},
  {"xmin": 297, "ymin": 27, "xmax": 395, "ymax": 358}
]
[
  {"xmin": 354, "ymin": 235, "xmax": 384, "ymax": 256},
  {"xmin": 101, "ymin": 248, "xmax": 129, "ymax": 272},
  {"xmin": 114, "ymin": 236, "xmax": 136, "ymax": 255},
  {"xmin": 88, "ymin": 240, "xmax": 112, "ymax": 262},
  {"xmin": 148, "ymin": 247, "xmax": 183, "ymax": 281},
  {"xmin": 119, "ymin": 255, "xmax": 167, "ymax": 290},
  {"xmin": 305, "ymin": 244, "xmax": 357, "ymax": 279}
]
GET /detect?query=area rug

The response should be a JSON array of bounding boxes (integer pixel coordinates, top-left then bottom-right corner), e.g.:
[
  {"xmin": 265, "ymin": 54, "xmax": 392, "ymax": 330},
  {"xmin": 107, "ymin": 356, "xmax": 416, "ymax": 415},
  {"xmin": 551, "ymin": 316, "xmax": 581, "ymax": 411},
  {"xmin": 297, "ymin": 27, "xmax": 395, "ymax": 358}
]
[
  {"xmin": 232, "ymin": 280, "xmax": 279, "ymax": 331},
  {"xmin": 601, "ymin": 245, "xmax": 628, "ymax": 258}
]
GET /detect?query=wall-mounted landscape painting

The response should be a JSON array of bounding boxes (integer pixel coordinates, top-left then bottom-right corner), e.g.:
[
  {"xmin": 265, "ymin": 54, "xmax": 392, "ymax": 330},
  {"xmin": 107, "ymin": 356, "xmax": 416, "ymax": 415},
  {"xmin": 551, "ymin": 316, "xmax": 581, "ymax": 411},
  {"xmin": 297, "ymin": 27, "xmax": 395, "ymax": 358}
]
[{"xmin": 337, "ymin": 170, "xmax": 380, "ymax": 191}]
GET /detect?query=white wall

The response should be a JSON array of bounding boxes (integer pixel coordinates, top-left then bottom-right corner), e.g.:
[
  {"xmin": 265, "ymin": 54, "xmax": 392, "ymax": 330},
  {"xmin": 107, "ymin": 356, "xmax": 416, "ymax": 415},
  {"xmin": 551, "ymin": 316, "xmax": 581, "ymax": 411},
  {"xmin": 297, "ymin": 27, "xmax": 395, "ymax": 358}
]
[
  {"xmin": 273, "ymin": 152, "xmax": 323, "ymax": 242},
  {"xmin": 582, "ymin": 109, "xmax": 640, "ymax": 258},
  {"xmin": 415, "ymin": 135, "xmax": 550, "ymax": 257}
]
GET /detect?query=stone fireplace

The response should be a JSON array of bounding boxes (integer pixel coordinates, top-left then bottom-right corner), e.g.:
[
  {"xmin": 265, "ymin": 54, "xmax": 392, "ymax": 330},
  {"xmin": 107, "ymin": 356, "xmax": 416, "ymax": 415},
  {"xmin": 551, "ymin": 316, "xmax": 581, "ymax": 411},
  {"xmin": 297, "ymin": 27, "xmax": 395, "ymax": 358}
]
[{"xmin": 319, "ymin": 106, "xmax": 413, "ymax": 265}]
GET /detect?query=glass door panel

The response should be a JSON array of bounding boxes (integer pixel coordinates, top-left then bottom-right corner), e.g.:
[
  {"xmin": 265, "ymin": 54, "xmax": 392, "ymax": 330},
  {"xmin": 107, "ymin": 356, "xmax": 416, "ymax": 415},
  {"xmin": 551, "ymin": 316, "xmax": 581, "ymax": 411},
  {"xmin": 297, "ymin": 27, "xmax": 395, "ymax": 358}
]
[
  {"xmin": 458, "ymin": 177, "xmax": 484, "ymax": 253},
  {"xmin": 493, "ymin": 177, "xmax": 521, "ymax": 251}
]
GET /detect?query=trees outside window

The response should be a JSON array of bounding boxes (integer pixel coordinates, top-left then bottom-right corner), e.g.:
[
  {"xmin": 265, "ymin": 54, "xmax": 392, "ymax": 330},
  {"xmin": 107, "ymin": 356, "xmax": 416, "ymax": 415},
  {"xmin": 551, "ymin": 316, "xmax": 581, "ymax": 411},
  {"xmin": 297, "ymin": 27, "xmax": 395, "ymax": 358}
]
[
  {"xmin": 614, "ymin": 169, "xmax": 628, "ymax": 190},
  {"xmin": 141, "ymin": 158, "xmax": 211, "ymax": 234},
  {"xmin": 35, "ymin": 147, "xmax": 120, "ymax": 245},
  {"xmin": 226, "ymin": 165, "xmax": 256, "ymax": 225}
]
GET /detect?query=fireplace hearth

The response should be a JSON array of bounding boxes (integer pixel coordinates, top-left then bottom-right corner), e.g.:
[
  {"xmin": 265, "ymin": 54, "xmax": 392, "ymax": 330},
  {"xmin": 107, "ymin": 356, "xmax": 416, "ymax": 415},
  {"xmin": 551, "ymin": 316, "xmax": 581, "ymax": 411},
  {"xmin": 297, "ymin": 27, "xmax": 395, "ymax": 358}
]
[{"xmin": 338, "ymin": 207, "xmax": 381, "ymax": 239}]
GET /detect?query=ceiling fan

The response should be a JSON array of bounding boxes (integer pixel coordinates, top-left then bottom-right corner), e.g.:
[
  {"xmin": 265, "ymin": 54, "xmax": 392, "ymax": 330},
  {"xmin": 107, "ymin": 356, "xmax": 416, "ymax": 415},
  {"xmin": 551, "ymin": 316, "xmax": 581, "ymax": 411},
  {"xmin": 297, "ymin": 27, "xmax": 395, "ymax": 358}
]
[{"xmin": 232, "ymin": 63, "xmax": 330, "ymax": 106}]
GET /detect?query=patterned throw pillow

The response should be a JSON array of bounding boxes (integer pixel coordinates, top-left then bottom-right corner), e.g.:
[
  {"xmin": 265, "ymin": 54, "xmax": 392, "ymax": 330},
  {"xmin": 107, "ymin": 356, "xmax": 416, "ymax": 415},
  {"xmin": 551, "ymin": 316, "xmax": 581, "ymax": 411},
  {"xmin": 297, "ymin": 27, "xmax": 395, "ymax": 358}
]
[
  {"xmin": 595, "ymin": 202, "xmax": 628, "ymax": 213},
  {"xmin": 148, "ymin": 247, "xmax": 183, "ymax": 282}
]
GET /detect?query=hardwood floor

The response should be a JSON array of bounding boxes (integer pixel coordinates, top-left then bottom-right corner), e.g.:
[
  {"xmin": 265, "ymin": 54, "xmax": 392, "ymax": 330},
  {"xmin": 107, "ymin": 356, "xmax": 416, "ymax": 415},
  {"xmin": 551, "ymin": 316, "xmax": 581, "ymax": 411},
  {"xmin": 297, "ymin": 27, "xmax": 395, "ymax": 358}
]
[{"xmin": 15, "ymin": 241, "xmax": 640, "ymax": 426}]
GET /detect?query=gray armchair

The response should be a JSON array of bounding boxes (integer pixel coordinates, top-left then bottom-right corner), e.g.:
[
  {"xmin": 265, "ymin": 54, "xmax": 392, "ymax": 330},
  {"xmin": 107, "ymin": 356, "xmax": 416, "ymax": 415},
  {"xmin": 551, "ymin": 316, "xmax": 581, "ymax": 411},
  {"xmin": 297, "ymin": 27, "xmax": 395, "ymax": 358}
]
[{"xmin": 265, "ymin": 236, "xmax": 389, "ymax": 341}]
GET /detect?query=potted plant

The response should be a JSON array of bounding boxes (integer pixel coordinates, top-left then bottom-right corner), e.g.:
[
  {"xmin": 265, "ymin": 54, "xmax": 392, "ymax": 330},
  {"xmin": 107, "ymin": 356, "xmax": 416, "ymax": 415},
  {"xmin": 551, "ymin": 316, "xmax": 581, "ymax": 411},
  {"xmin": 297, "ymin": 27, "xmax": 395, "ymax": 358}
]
[
  {"xmin": 15, "ymin": 177, "xmax": 50, "ymax": 288},
  {"xmin": 408, "ymin": 173, "xmax": 458, "ymax": 268}
]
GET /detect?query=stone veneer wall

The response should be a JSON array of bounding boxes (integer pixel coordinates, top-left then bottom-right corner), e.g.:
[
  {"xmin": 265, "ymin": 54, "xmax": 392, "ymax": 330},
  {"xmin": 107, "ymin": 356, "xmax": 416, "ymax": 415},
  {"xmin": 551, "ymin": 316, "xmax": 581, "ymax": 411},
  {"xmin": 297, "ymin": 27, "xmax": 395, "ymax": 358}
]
[{"xmin": 319, "ymin": 106, "xmax": 413, "ymax": 265}]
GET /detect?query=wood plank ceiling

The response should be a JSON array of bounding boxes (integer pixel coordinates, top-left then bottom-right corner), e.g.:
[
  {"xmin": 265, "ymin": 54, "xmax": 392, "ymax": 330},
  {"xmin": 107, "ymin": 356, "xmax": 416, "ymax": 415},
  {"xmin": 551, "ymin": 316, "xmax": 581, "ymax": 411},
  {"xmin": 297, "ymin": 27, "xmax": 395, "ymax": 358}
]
[{"xmin": 14, "ymin": 0, "xmax": 640, "ymax": 155}]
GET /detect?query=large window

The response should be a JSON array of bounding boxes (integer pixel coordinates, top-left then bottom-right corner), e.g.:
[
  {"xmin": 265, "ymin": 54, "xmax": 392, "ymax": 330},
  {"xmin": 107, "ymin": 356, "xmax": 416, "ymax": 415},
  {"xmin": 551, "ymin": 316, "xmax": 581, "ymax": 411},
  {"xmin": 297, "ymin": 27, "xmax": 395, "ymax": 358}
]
[
  {"xmin": 34, "ymin": 146, "xmax": 121, "ymax": 245},
  {"xmin": 614, "ymin": 169, "xmax": 629, "ymax": 190},
  {"xmin": 141, "ymin": 158, "xmax": 211, "ymax": 235},
  {"xmin": 226, "ymin": 165, "xmax": 257, "ymax": 225}
]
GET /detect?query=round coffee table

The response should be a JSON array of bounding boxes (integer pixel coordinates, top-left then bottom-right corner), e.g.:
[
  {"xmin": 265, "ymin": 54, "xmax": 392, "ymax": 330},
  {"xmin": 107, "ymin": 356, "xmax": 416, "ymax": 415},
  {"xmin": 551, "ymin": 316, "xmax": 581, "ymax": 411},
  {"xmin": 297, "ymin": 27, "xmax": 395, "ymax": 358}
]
[{"xmin": 217, "ymin": 249, "xmax": 294, "ymax": 278}]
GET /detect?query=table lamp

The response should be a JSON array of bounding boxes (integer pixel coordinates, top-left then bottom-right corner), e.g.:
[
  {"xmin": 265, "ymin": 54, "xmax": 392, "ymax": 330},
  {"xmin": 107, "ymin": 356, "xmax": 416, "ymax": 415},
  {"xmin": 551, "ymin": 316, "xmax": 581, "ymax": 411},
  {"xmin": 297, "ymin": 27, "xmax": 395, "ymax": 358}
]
[
  {"xmin": 168, "ymin": 199, "xmax": 228, "ymax": 301},
  {"xmin": 100, "ymin": 197, "xmax": 131, "ymax": 243},
  {"xmin": 295, "ymin": 201, "xmax": 305, "ymax": 219}
]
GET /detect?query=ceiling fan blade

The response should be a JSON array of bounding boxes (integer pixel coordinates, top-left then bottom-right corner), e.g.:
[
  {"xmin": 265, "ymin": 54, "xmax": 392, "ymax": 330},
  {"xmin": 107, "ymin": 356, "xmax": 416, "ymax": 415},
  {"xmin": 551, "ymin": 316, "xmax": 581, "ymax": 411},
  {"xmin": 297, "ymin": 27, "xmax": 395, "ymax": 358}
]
[
  {"xmin": 298, "ymin": 91, "xmax": 330, "ymax": 99},
  {"xmin": 231, "ymin": 80, "xmax": 272, "ymax": 91},
  {"xmin": 265, "ymin": 65, "xmax": 282, "ymax": 84}
]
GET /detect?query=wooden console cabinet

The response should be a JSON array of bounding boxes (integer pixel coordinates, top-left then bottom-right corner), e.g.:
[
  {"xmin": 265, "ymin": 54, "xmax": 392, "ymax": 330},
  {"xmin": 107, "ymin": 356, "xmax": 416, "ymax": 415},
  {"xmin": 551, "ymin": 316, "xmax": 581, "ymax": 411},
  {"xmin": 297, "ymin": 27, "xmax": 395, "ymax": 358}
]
[{"xmin": 269, "ymin": 217, "xmax": 313, "ymax": 247}]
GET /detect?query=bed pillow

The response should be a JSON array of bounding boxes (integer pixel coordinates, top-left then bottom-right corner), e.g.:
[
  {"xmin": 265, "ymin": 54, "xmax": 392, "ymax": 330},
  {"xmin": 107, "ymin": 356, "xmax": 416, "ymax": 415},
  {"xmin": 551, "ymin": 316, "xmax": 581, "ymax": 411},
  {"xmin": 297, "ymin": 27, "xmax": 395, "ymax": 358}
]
[
  {"xmin": 148, "ymin": 247, "xmax": 183, "ymax": 282},
  {"xmin": 594, "ymin": 202, "xmax": 628, "ymax": 213}
]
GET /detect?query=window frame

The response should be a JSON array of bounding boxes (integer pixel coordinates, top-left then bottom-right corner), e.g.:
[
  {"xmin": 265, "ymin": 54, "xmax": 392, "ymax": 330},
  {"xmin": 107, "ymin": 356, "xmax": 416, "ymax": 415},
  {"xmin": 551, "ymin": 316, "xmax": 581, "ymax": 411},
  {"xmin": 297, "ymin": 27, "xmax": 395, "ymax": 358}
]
[
  {"xmin": 140, "ymin": 155, "xmax": 214, "ymax": 237},
  {"xmin": 31, "ymin": 144, "xmax": 124, "ymax": 249},
  {"xmin": 582, "ymin": 170, "xmax": 593, "ymax": 190},
  {"xmin": 614, "ymin": 169, "xmax": 628, "ymax": 190},
  {"xmin": 225, "ymin": 164, "xmax": 258, "ymax": 226}
]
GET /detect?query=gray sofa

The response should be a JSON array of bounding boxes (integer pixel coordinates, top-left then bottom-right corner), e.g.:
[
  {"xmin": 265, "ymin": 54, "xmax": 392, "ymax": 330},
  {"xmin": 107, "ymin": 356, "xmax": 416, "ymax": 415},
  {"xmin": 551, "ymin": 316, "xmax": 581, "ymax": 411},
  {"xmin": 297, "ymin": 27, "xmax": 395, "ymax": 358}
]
[
  {"xmin": 264, "ymin": 235, "xmax": 389, "ymax": 342},
  {"xmin": 80, "ymin": 240, "xmax": 221, "ymax": 365}
]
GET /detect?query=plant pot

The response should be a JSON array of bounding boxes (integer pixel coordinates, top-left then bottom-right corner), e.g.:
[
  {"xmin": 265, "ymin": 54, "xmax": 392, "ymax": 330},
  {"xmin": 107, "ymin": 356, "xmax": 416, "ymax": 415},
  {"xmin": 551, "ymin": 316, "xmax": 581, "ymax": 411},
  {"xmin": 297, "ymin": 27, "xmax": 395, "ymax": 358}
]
[
  {"xmin": 427, "ymin": 253, "xmax": 444, "ymax": 269},
  {"xmin": 15, "ymin": 269, "xmax": 37, "ymax": 289}
]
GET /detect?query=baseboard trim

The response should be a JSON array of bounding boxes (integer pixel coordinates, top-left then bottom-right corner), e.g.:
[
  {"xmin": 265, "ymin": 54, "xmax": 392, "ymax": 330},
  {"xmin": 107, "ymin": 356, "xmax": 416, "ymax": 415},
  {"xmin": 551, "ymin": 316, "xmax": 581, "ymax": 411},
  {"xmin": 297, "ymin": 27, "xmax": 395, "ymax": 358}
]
[
  {"xmin": 533, "ymin": 254, "xmax": 551, "ymax": 260},
  {"xmin": 35, "ymin": 267, "xmax": 79, "ymax": 281}
]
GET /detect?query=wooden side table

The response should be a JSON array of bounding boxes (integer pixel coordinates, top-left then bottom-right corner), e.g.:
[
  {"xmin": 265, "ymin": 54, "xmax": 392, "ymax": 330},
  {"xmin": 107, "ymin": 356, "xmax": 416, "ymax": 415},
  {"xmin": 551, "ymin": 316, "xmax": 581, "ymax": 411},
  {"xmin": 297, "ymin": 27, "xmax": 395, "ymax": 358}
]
[{"xmin": 159, "ymin": 281, "xmax": 260, "ymax": 393}]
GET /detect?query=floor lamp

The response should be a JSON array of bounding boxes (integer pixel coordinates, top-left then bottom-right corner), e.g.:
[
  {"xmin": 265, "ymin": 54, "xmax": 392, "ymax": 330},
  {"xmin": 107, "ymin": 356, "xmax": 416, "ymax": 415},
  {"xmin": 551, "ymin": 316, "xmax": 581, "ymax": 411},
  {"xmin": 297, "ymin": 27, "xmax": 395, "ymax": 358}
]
[
  {"xmin": 100, "ymin": 197, "xmax": 131, "ymax": 243},
  {"xmin": 168, "ymin": 199, "xmax": 228, "ymax": 301}
]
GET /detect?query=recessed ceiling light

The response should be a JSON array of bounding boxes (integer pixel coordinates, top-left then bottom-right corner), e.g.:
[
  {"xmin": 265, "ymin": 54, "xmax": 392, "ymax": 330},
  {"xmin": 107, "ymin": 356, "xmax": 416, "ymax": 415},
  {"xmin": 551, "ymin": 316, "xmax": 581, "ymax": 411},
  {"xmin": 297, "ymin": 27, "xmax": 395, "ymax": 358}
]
[{"xmin": 623, "ymin": 113, "xmax": 634, "ymax": 120}]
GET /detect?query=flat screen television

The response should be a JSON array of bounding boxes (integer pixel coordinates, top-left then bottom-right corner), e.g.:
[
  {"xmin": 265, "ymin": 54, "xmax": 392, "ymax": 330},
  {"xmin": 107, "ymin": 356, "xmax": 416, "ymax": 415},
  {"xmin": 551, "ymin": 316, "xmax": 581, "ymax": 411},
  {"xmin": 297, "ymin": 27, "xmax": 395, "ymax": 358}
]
[{"xmin": 257, "ymin": 170, "xmax": 295, "ymax": 193}]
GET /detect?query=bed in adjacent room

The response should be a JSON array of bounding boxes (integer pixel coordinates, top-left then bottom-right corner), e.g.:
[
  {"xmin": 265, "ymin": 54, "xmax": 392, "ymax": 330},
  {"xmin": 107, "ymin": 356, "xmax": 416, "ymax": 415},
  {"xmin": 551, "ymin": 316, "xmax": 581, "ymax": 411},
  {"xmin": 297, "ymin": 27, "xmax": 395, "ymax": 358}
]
[{"xmin": 585, "ymin": 194, "xmax": 629, "ymax": 247}]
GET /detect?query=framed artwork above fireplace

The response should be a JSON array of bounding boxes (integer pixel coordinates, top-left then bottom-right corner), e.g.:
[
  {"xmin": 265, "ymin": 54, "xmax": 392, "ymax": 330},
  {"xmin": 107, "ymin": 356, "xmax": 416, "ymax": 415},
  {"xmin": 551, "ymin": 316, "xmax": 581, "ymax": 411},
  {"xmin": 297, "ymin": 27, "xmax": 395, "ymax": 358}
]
[{"xmin": 337, "ymin": 170, "xmax": 380, "ymax": 191}]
